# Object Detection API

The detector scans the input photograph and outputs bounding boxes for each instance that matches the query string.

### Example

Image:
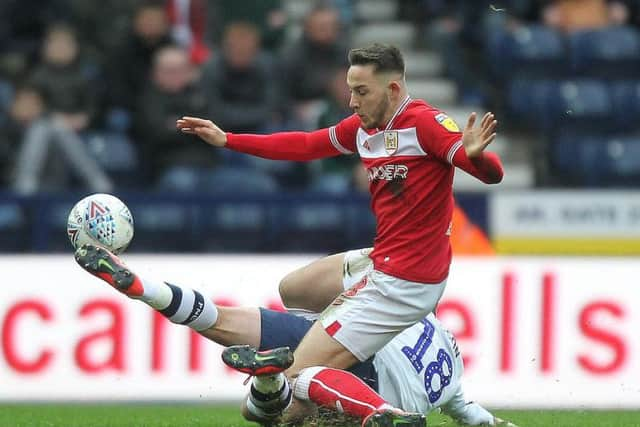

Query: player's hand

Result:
[176,116,227,147]
[461,112,497,159]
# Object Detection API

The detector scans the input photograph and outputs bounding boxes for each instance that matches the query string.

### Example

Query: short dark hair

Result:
[348,44,405,75]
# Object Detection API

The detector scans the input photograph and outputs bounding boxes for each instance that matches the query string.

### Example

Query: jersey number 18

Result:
[401,318,453,404]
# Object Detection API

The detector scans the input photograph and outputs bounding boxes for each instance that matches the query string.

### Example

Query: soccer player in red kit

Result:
[177,44,503,426]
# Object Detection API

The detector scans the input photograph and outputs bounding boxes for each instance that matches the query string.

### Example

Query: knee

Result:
[279,272,303,308]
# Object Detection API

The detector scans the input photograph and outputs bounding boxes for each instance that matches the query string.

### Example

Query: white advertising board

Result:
[0,255,639,408]
[490,191,640,254]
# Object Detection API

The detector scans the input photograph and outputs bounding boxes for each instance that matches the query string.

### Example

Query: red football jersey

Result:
[226,97,502,283]
[329,98,463,283]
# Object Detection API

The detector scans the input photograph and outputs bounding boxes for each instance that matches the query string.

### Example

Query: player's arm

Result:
[225,130,342,161]
[417,111,503,184]
[454,112,503,184]
[177,115,358,161]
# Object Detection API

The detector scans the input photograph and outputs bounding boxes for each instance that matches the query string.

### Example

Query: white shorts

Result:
[320,256,447,362]
[342,248,374,290]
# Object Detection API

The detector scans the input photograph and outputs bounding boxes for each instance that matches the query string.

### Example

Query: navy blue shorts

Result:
[258,308,378,391]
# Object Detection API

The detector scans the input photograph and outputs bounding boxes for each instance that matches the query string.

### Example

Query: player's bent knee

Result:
[279,272,304,308]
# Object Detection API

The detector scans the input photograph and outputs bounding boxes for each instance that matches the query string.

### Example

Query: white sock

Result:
[253,373,286,394]
[142,281,218,331]
[136,279,173,309]
[246,373,291,420]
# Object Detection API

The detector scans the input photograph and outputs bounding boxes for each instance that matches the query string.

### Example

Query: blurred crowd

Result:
[0,0,359,195]
[414,0,640,186]
[1,0,639,196]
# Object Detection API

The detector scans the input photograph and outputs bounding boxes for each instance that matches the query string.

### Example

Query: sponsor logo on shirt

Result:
[435,113,460,132]
[367,164,409,181]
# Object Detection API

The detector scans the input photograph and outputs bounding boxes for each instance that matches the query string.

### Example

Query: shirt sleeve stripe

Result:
[329,126,353,154]
[446,140,464,164]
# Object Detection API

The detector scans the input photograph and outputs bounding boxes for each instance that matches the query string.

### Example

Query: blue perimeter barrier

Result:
[0,192,487,253]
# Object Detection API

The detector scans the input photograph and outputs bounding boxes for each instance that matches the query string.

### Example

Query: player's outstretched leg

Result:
[75,243,218,331]
[293,366,426,427]
[223,345,294,422]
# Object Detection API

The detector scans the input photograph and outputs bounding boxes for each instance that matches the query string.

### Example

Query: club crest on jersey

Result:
[435,113,460,132]
[383,131,398,155]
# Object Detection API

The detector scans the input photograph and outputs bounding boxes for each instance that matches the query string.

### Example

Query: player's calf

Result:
[293,366,425,427]
[75,244,218,332]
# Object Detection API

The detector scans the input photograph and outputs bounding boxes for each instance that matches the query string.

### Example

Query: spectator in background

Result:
[106,0,172,122]
[201,22,279,133]
[10,23,113,194]
[29,24,98,131]
[422,0,500,106]
[134,45,212,186]
[610,0,640,28]
[541,0,640,32]
[544,0,610,32]
[210,0,288,52]
[201,22,308,190]
[0,0,69,79]
[281,2,349,128]
[66,0,135,56]
[9,84,113,194]
[0,86,44,187]
[166,0,211,65]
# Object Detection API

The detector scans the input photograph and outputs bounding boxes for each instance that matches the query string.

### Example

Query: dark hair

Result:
[348,44,405,75]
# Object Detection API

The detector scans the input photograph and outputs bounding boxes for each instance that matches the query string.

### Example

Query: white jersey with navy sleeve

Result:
[342,249,496,425]
[373,313,463,414]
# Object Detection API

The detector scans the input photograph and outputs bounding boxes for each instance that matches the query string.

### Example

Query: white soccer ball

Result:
[67,193,134,254]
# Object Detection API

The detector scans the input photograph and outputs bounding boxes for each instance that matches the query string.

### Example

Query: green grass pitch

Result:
[0,404,638,427]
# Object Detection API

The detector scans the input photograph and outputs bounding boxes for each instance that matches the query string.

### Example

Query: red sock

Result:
[294,367,389,420]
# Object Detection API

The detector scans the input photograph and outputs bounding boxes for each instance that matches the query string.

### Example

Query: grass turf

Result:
[0,404,639,427]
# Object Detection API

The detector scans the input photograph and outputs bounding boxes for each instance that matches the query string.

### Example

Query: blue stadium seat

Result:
[569,26,640,78]
[310,173,352,195]
[276,203,346,252]
[201,203,271,252]
[84,132,139,187]
[507,79,557,126]
[345,204,376,248]
[30,200,76,252]
[202,167,279,194]
[157,166,203,193]
[126,202,195,252]
[0,201,27,252]
[554,80,613,127]
[610,80,640,131]
[551,131,640,186]
[509,79,613,131]
[487,25,567,79]
[158,165,280,195]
